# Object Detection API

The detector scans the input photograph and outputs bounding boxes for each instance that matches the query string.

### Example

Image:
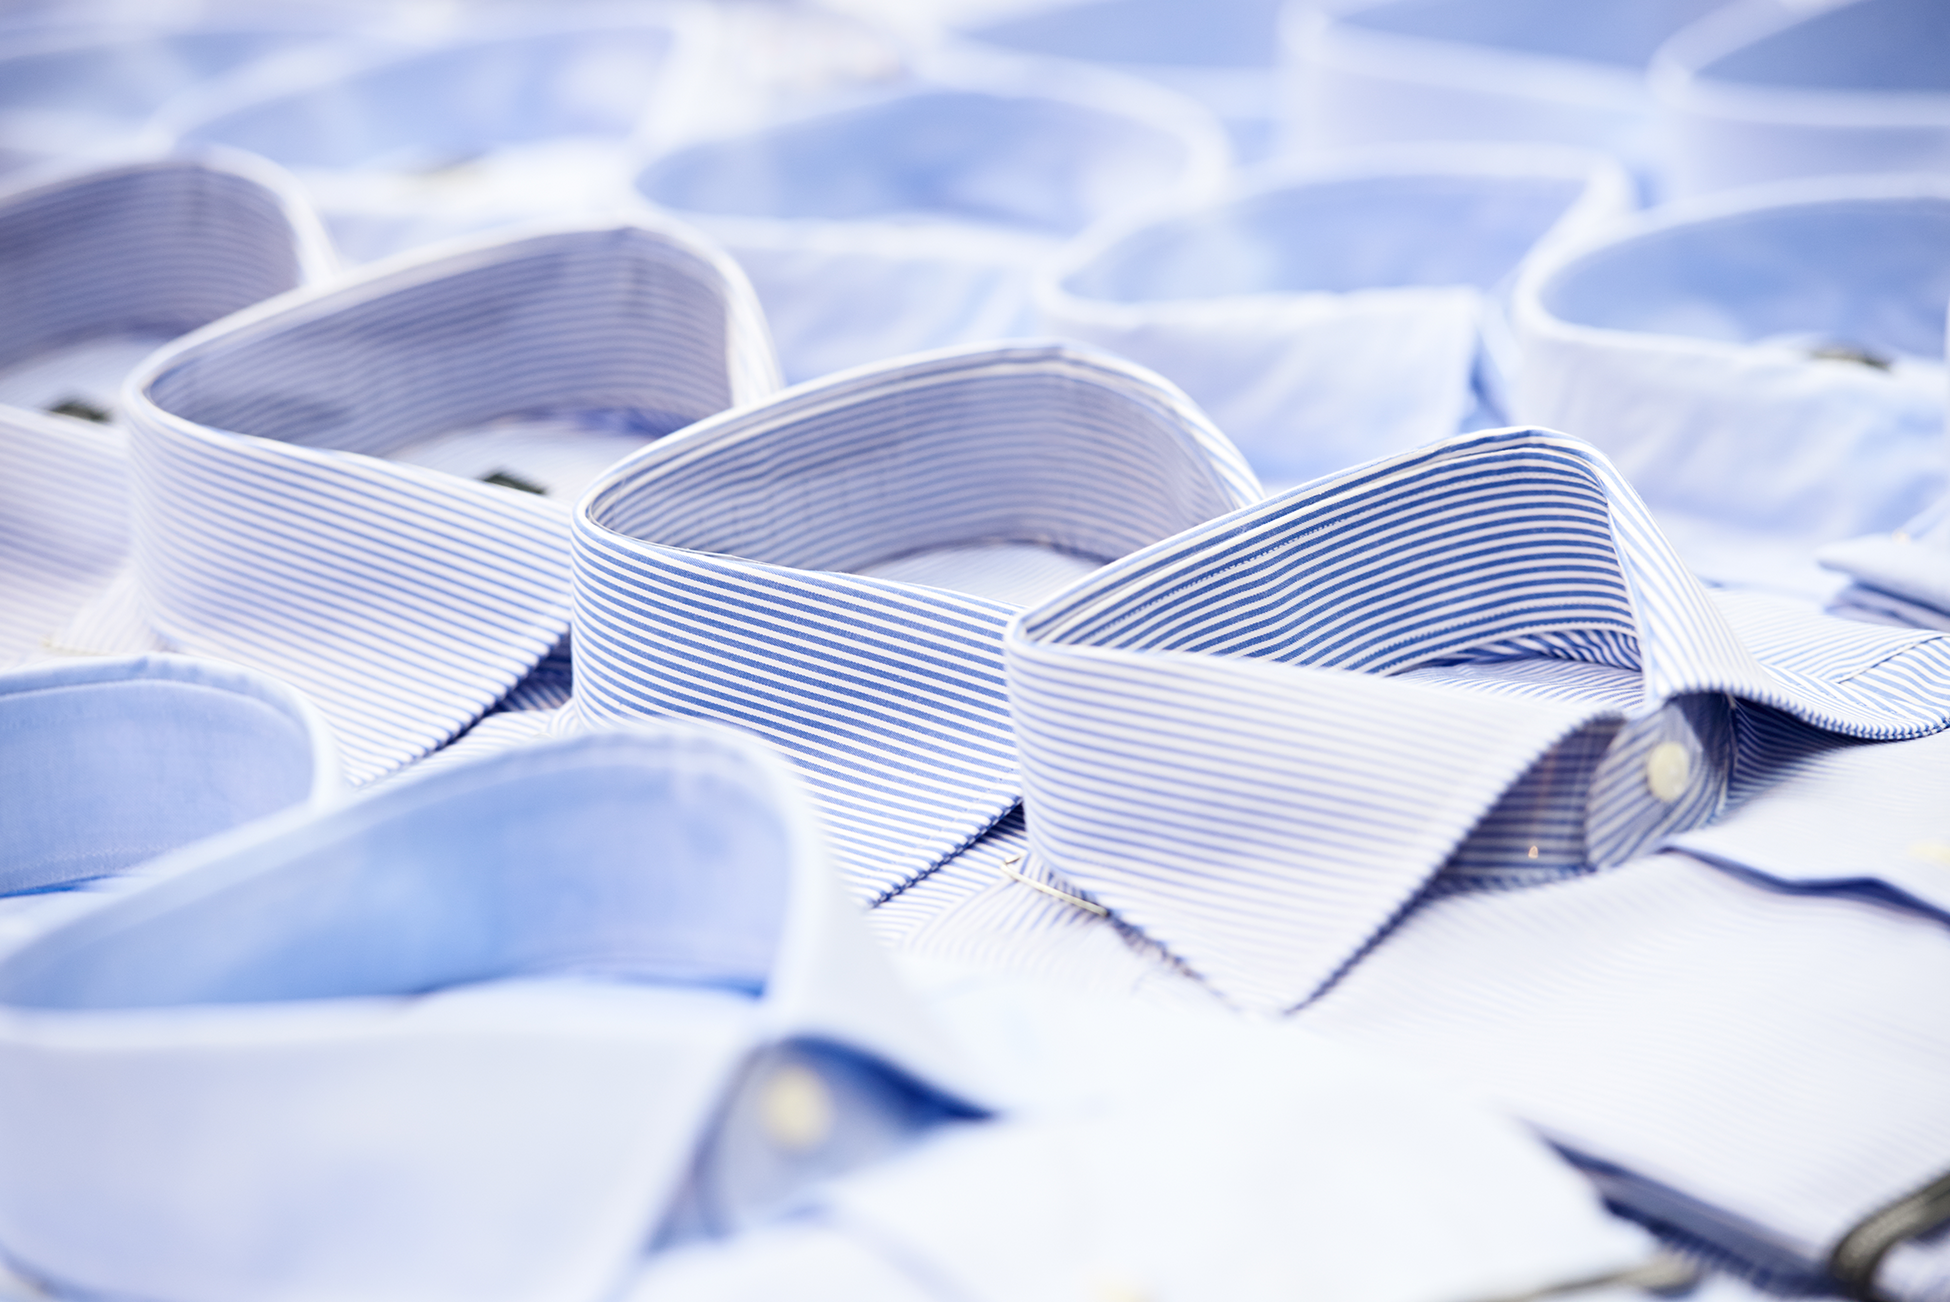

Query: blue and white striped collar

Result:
[0,151,332,666]
[122,218,779,784]
[1511,174,1950,596]
[1036,142,1634,488]
[571,340,1260,904]
[1004,425,1950,1012]
[0,721,988,1302]
[1650,0,1950,198]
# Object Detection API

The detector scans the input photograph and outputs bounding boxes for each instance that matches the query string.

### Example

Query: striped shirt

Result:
[571,340,1260,904]
[0,152,333,666]
[1004,425,1950,1013]
[122,218,779,785]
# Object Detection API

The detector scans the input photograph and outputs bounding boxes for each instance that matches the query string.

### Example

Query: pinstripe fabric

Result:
[0,153,332,665]
[572,342,1260,903]
[124,220,779,785]
[1005,426,1950,1012]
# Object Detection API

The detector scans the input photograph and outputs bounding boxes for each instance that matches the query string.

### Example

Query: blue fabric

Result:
[0,654,337,896]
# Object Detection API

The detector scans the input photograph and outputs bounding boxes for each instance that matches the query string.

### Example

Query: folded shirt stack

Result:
[3,5,1950,1301]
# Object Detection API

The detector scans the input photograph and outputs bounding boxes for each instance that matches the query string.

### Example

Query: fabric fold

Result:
[572,340,1259,902]
[125,219,779,783]
[1005,426,1950,1011]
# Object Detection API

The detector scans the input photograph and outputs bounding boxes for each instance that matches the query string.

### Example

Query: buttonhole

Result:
[47,397,110,423]
[1807,343,1892,371]
[481,470,547,495]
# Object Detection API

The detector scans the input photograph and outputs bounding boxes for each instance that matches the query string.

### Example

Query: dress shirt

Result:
[159,13,708,263]
[1651,0,1950,199]
[1037,142,1633,489]
[1299,728,1950,1300]
[0,653,337,901]
[1820,492,1950,632]
[570,340,1260,904]
[1510,175,1950,596]
[1285,0,1726,185]
[0,722,990,1302]
[0,15,385,176]
[121,219,779,785]
[0,152,333,666]
[946,0,1286,159]
[632,71,1229,384]
[1002,426,1950,1013]
[628,976,1660,1302]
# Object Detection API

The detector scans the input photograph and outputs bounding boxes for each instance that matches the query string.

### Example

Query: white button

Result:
[759,1063,835,1153]
[1908,840,1950,868]
[1089,1275,1152,1302]
[1644,742,1691,803]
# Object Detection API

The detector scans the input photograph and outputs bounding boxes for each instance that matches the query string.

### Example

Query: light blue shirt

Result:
[1285,0,1726,186]
[1512,174,1950,597]
[1652,0,1950,198]
[633,72,1228,384]
[0,653,337,901]
[158,14,706,263]
[1037,141,1633,489]
[947,0,1286,159]
[0,721,990,1302]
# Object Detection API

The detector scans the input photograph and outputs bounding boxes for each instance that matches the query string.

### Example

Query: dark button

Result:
[480,470,546,495]
[47,397,110,423]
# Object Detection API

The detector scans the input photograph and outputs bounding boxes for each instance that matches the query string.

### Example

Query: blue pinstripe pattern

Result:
[124,220,779,784]
[0,153,331,666]
[1005,426,1950,1011]
[573,341,1260,902]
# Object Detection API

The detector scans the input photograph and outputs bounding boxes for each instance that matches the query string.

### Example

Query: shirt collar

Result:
[0,722,988,1302]
[633,75,1229,384]
[1004,425,1950,1012]
[0,153,332,664]
[161,16,709,265]
[123,219,779,786]
[1037,142,1634,488]
[1820,490,1950,626]
[0,653,339,898]
[1512,175,1950,593]
[1286,0,1721,176]
[1650,0,1950,198]
[571,340,1260,904]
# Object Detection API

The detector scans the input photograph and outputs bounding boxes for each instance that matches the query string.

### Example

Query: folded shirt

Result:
[1301,763,1950,1300]
[947,0,1287,159]
[570,340,1259,904]
[119,218,779,784]
[0,721,990,1302]
[0,151,333,665]
[1037,141,1633,489]
[633,70,1228,384]
[1284,0,1727,185]
[1002,426,1950,1013]
[1821,492,1950,632]
[629,974,1662,1302]
[1511,174,1950,596]
[0,13,384,175]
[1651,0,1950,198]
[158,13,706,262]
[0,653,337,906]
